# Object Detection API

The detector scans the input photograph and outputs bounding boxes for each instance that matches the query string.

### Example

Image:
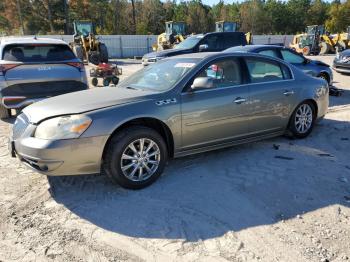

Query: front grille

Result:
[13,113,29,139]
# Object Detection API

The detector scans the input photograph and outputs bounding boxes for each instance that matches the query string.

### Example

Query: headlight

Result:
[35,115,92,140]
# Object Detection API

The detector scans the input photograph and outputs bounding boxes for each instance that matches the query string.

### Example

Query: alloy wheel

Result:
[120,138,161,182]
[294,104,313,134]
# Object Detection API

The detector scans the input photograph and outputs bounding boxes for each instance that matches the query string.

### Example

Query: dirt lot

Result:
[1,55,350,262]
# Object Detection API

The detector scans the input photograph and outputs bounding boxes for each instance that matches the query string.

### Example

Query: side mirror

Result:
[190,77,214,90]
[199,44,208,52]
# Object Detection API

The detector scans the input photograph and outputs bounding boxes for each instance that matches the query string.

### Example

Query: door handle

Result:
[283,90,294,96]
[234,97,247,104]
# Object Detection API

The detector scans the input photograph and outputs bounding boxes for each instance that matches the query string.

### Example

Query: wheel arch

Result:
[102,117,175,160]
[317,71,330,84]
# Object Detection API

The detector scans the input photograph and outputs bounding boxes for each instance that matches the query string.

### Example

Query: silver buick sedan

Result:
[10,52,329,189]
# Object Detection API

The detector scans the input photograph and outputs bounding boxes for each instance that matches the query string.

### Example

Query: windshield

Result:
[174,35,203,49]
[76,23,93,36]
[119,58,200,92]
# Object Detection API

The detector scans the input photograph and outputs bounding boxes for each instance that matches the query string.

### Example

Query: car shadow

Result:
[329,87,350,107]
[47,116,350,242]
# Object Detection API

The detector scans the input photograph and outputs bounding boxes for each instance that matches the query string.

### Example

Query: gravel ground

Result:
[1,55,350,262]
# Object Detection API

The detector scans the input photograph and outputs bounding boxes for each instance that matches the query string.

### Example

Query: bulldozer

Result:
[290,25,350,56]
[215,21,253,44]
[152,21,186,51]
[70,20,108,65]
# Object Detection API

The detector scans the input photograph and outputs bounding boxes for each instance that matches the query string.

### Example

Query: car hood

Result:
[309,59,329,67]
[143,48,191,58]
[23,87,154,124]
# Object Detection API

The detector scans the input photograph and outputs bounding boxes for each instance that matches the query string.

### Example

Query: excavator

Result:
[153,21,186,51]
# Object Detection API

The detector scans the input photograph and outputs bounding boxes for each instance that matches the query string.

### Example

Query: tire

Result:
[91,78,98,87]
[99,43,109,63]
[337,41,346,52]
[0,105,10,119]
[319,42,331,55]
[88,51,100,65]
[73,45,84,62]
[111,76,119,85]
[103,78,110,86]
[102,126,168,189]
[288,101,316,139]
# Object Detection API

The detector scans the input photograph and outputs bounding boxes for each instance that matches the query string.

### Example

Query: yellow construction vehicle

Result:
[152,21,186,51]
[69,21,108,65]
[289,33,306,53]
[215,21,253,44]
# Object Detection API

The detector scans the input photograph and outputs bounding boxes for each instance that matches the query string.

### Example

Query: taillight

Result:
[0,64,19,75]
[66,62,84,71]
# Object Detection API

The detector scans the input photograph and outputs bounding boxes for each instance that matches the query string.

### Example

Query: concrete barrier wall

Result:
[3,35,294,58]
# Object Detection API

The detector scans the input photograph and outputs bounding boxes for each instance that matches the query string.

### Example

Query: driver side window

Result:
[281,50,305,64]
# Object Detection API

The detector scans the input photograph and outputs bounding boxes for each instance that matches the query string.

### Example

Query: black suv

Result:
[142,32,247,66]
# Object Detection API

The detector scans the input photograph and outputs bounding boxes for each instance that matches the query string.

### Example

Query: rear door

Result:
[1,44,86,98]
[243,57,295,134]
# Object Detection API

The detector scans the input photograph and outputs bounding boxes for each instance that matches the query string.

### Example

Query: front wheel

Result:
[288,101,316,138]
[102,126,168,189]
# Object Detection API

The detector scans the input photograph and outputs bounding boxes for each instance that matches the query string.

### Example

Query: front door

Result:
[180,58,250,151]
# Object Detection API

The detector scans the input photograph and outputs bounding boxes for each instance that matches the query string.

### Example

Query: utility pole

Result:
[16,0,25,35]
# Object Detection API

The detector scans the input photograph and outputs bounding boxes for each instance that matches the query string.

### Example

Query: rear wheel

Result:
[102,126,168,189]
[99,43,109,63]
[288,101,316,139]
[319,42,331,55]
[91,78,98,87]
[88,51,100,65]
[111,76,119,85]
[0,105,10,119]
[103,78,110,86]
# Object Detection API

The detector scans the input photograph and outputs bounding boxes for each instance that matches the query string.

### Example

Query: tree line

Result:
[1,0,350,36]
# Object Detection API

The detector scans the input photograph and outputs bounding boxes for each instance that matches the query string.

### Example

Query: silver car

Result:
[10,52,329,189]
[0,37,88,119]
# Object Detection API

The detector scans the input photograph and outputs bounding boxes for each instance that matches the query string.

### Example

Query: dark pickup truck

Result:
[142,32,247,66]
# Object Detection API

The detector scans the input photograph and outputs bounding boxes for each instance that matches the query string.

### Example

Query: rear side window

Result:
[245,58,285,83]
[280,49,305,64]
[2,44,76,62]
[224,34,246,49]
[258,49,279,58]
[201,35,223,51]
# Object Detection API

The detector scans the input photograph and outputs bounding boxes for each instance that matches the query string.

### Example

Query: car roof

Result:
[167,51,285,62]
[224,44,284,53]
[0,37,68,46]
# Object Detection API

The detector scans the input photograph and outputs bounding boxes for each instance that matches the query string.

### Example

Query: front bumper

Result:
[333,60,350,73]
[11,133,109,176]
